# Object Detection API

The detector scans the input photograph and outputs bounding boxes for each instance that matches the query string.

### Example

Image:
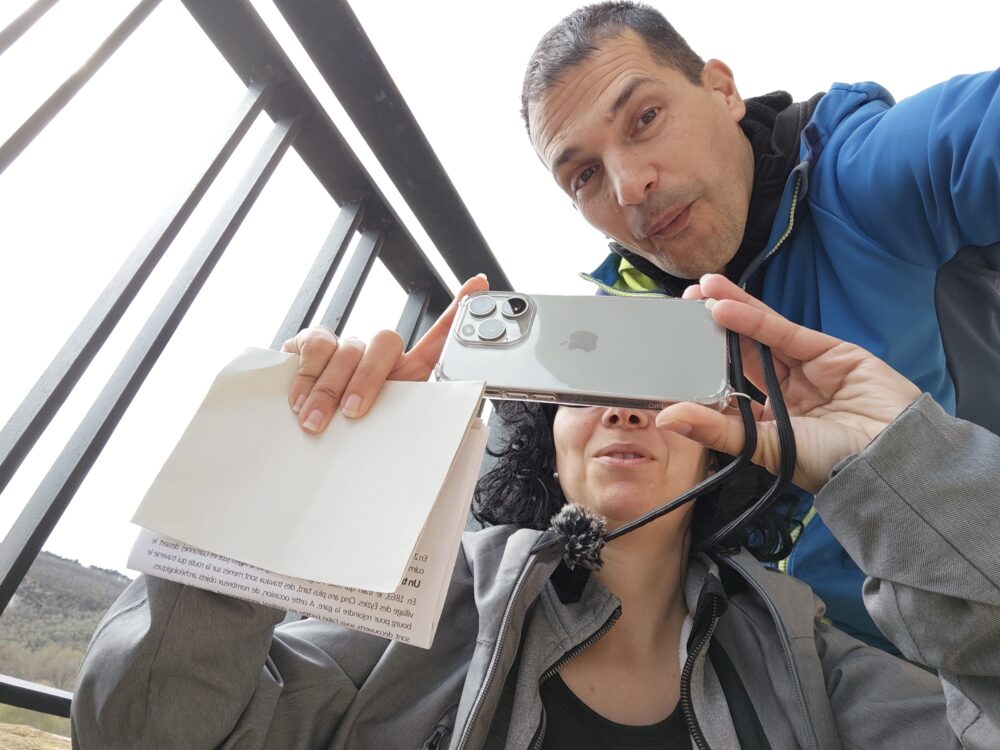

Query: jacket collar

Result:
[458,527,827,749]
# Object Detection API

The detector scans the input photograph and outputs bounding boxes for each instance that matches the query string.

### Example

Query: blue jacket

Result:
[588,71,1000,649]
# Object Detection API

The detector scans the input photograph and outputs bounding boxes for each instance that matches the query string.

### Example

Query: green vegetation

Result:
[0,551,131,736]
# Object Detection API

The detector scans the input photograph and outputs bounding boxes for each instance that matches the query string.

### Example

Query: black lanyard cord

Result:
[603,329,761,543]
[603,332,797,547]
[698,342,796,550]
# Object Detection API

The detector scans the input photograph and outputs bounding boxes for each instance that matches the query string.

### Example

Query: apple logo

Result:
[561,330,598,353]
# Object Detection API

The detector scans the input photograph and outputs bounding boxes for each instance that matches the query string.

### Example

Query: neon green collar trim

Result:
[617,256,660,292]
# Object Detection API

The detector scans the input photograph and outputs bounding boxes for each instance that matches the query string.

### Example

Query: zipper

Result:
[738,172,803,290]
[455,544,558,750]
[679,595,721,750]
[539,606,621,683]
[740,171,805,564]
[529,606,622,749]
[724,555,819,750]
[578,273,668,297]
[529,707,547,750]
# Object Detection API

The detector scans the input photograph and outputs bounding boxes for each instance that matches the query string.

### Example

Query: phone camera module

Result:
[468,296,497,317]
[477,318,506,341]
[502,296,529,319]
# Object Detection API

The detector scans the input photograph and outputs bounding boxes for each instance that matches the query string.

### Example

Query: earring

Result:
[552,470,559,480]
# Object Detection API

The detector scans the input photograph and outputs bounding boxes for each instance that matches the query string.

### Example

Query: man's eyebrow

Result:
[551,76,659,174]
[606,75,659,122]
[553,146,580,172]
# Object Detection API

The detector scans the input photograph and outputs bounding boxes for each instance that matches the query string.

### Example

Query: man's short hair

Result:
[521,1,705,134]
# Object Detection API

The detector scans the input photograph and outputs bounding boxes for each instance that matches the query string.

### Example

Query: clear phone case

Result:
[435,291,730,409]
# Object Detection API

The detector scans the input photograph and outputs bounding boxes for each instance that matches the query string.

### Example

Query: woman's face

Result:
[552,405,712,530]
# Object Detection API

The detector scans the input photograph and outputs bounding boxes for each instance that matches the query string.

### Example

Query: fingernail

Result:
[341,393,361,418]
[656,418,692,435]
[704,298,717,311]
[476,273,488,283]
[700,273,713,285]
[303,409,324,432]
[292,394,306,414]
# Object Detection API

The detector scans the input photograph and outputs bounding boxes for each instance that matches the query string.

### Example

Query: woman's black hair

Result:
[472,401,801,563]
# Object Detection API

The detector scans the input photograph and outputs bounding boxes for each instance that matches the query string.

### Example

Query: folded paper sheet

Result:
[129,418,488,648]
[132,348,485,592]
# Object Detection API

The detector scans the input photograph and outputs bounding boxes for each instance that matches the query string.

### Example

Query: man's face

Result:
[529,31,754,279]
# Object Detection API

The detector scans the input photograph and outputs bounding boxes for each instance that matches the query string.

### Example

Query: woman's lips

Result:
[595,452,652,466]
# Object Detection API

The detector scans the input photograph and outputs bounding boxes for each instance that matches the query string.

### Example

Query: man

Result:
[516,1,1000,650]
[286,3,1000,650]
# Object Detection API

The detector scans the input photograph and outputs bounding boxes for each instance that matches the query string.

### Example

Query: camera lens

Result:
[477,318,506,341]
[501,296,529,319]
[460,323,476,338]
[468,295,496,317]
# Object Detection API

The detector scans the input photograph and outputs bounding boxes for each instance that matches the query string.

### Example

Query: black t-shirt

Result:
[539,674,690,749]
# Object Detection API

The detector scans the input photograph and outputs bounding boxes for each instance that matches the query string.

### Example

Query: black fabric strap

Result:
[708,639,772,750]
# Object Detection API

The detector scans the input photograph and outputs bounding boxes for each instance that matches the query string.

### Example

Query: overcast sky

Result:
[1,0,997,575]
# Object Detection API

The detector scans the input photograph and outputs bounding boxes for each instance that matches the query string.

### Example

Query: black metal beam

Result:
[0,117,300,615]
[0,0,161,175]
[396,287,432,351]
[0,674,71,718]
[0,82,273,497]
[270,199,366,348]
[384,228,452,342]
[0,0,61,56]
[271,0,511,291]
[395,284,450,351]
[180,0,452,303]
[416,295,449,345]
[321,228,385,335]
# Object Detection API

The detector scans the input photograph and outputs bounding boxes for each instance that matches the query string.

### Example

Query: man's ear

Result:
[701,59,745,122]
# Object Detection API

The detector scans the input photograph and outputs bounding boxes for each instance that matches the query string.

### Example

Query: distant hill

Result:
[0,722,70,749]
[0,551,132,735]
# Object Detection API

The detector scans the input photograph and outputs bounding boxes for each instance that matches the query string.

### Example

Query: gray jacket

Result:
[71,396,1000,749]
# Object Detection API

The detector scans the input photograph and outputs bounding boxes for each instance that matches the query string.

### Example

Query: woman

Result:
[71,276,999,749]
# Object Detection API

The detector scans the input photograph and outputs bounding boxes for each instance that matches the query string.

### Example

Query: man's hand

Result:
[658,274,921,493]
[281,274,489,433]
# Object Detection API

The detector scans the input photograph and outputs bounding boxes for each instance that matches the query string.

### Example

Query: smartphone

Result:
[434,291,730,409]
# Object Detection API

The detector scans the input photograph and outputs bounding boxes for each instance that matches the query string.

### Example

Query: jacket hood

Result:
[806,81,895,154]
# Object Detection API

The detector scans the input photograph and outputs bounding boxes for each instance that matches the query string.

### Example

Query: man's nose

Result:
[610,154,656,206]
[601,407,650,428]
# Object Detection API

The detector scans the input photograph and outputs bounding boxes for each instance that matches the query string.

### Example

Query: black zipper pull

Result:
[423,724,451,750]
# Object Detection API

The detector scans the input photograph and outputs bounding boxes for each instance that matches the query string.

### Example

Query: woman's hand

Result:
[281,274,489,433]
[656,274,921,493]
